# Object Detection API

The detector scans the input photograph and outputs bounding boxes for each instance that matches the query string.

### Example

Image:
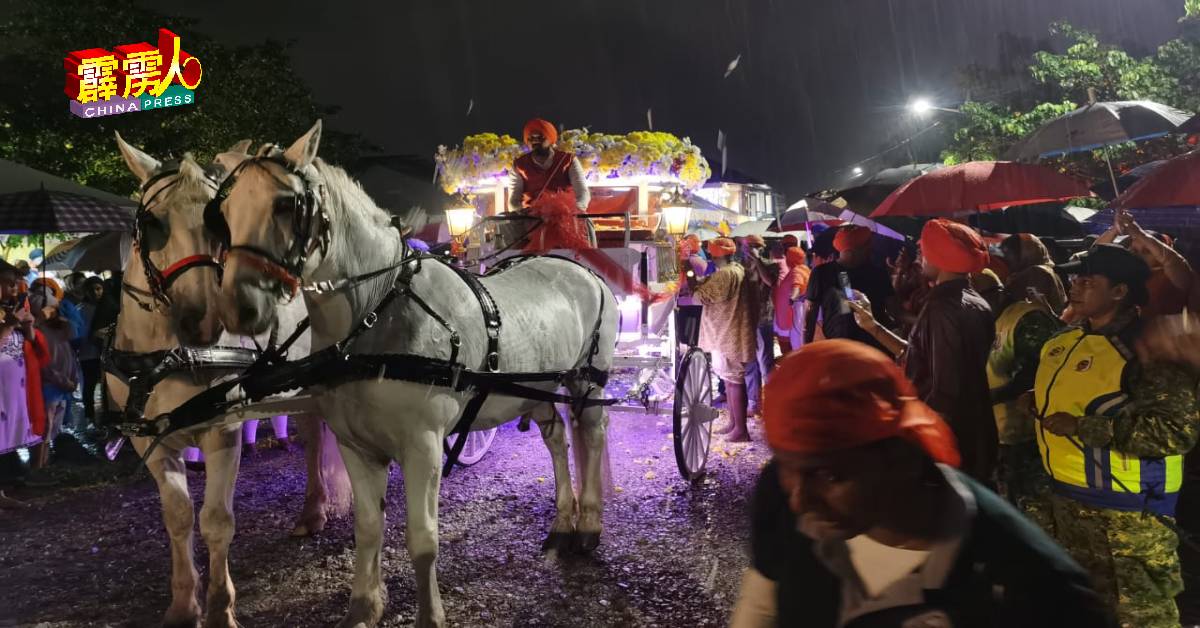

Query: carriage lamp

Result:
[661,188,693,238]
[444,198,478,258]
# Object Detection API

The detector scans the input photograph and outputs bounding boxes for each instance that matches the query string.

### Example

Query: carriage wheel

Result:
[447,427,500,466]
[673,347,717,482]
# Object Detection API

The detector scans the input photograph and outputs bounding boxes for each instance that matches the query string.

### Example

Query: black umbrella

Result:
[966,202,1089,239]
[817,163,944,216]
[0,185,134,233]
[1090,160,1167,201]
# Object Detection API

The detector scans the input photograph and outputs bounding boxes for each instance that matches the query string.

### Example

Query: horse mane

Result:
[311,157,401,250]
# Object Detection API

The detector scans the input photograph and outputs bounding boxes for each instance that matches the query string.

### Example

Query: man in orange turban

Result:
[848,218,998,483]
[509,118,590,212]
[688,237,757,441]
[773,247,810,354]
[730,340,1114,628]
[803,224,895,351]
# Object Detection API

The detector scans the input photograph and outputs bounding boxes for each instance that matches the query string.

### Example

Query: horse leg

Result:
[398,431,446,628]
[292,415,328,536]
[198,427,241,628]
[532,403,576,553]
[140,441,202,628]
[335,443,390,628]
[569,386,610,553]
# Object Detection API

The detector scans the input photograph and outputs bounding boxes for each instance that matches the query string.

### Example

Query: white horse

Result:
[207,120,618,627]
[107,135,349,628]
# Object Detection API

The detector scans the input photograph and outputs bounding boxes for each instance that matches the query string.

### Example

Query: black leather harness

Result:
[147,250,615,476]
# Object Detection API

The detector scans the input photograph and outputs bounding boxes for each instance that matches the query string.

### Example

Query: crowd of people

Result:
[0,256,295,502]
[707,209,1200,627]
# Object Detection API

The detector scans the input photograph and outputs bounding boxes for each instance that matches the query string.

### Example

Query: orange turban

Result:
[781,234,799,249]
[745,234,765,248]
[523,118,558,146]
[920,219,988,274]
[763,340,961,467]
[785,247,806,267]
[706,237,737,258]
[679,234,701,257]
[30,277,63,301]
[833,226,872,252]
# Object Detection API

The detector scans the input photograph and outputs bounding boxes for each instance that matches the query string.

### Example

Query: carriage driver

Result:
[508,118,590,212]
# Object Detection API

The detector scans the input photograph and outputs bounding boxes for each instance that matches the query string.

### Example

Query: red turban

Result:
[706,237,737,258]
[745,234,765,247]
[833,226,872,252]
[763,340,961,467]
[523,118,558,146]
[781,234,799,249]
[920,219,988,274]
[785,247,806,268]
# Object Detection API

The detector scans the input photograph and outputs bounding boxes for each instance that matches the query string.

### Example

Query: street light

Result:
[660,188,693,237]
[851,166,864,176]
[909,98,933,116]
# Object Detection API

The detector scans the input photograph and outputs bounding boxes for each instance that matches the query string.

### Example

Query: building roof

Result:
[703,162,771,187]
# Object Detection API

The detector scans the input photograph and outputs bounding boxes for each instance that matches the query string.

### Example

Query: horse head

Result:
[213,120,327,336]
[115,133,251,346]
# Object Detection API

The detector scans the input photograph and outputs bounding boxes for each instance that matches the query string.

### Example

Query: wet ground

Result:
[0,412,769,627]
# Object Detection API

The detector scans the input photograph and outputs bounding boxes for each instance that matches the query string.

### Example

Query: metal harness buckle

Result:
[486,352,500,372]
[362,311,378,329]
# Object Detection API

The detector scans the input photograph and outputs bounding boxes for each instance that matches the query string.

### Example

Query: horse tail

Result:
[319,421,353,517]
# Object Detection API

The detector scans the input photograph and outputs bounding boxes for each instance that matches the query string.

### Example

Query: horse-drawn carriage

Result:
[441,146,745,480]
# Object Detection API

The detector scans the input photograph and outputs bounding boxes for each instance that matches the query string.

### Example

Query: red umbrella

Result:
[1112,149,1200,210]
[870,161,1093,218]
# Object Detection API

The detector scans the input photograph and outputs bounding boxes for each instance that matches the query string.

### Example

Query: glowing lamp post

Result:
[661,188,693,238]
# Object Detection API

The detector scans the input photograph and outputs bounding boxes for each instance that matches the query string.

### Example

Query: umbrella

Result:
[1006,100,1192,194]
[870,161,1093,219]
[836,210,906,241]
[770,198,842,231]
[1176,113,1199,135]
[689,227,721,240]
[0,186,135,233]
[966,202,1090,239]
[818,164,944,216]
[731,219,775,237]
[44,231,132,272]
[1090,159,1167,201]
[1007,101,1193,160]
[1112,148,1200,211]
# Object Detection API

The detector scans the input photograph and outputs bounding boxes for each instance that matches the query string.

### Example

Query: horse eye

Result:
[273,196,296,215]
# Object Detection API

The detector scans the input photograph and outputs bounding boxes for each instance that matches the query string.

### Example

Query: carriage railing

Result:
[465,211,635,264]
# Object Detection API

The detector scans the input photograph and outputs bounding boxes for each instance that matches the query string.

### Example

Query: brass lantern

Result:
[661,187,693,237]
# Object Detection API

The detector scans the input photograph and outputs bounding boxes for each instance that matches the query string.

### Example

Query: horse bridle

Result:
[126,164,224,312]
[203,155,330,298]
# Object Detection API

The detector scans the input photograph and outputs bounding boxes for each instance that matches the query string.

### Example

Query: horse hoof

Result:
[541,531,574,553]
[574,531,601,554]
[291,515,327,537]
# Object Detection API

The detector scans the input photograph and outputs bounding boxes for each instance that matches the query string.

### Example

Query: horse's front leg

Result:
[571,387,610,553]
[335,442,390,628]
[292,414,328,536]
[533,404,576,553]
[398,430,446,628]
[198,427,241,628]
[137,439,201,628]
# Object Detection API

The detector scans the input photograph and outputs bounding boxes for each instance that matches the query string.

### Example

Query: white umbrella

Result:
[731,219,774,237]
[837,210,906,241]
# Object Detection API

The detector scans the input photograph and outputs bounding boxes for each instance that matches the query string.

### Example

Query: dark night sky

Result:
[139,0,1185,199]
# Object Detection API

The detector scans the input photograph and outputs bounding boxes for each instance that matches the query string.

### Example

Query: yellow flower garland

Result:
[436,130,711,195]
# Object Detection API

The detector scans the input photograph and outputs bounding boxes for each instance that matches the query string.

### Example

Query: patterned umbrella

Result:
[0,185,134,233]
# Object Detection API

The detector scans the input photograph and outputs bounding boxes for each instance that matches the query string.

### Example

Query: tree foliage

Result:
[940,8,1200,176]
[0,1,377,199]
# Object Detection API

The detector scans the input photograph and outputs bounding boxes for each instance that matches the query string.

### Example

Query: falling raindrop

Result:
[646,108,653,130]
[723,53,741,79]
[466,99,474,116]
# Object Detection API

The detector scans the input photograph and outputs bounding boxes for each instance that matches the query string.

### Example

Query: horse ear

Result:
[226,139,252,155]
[115,131,161,185]
[212,151,248,178]
[282,120,322,170]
